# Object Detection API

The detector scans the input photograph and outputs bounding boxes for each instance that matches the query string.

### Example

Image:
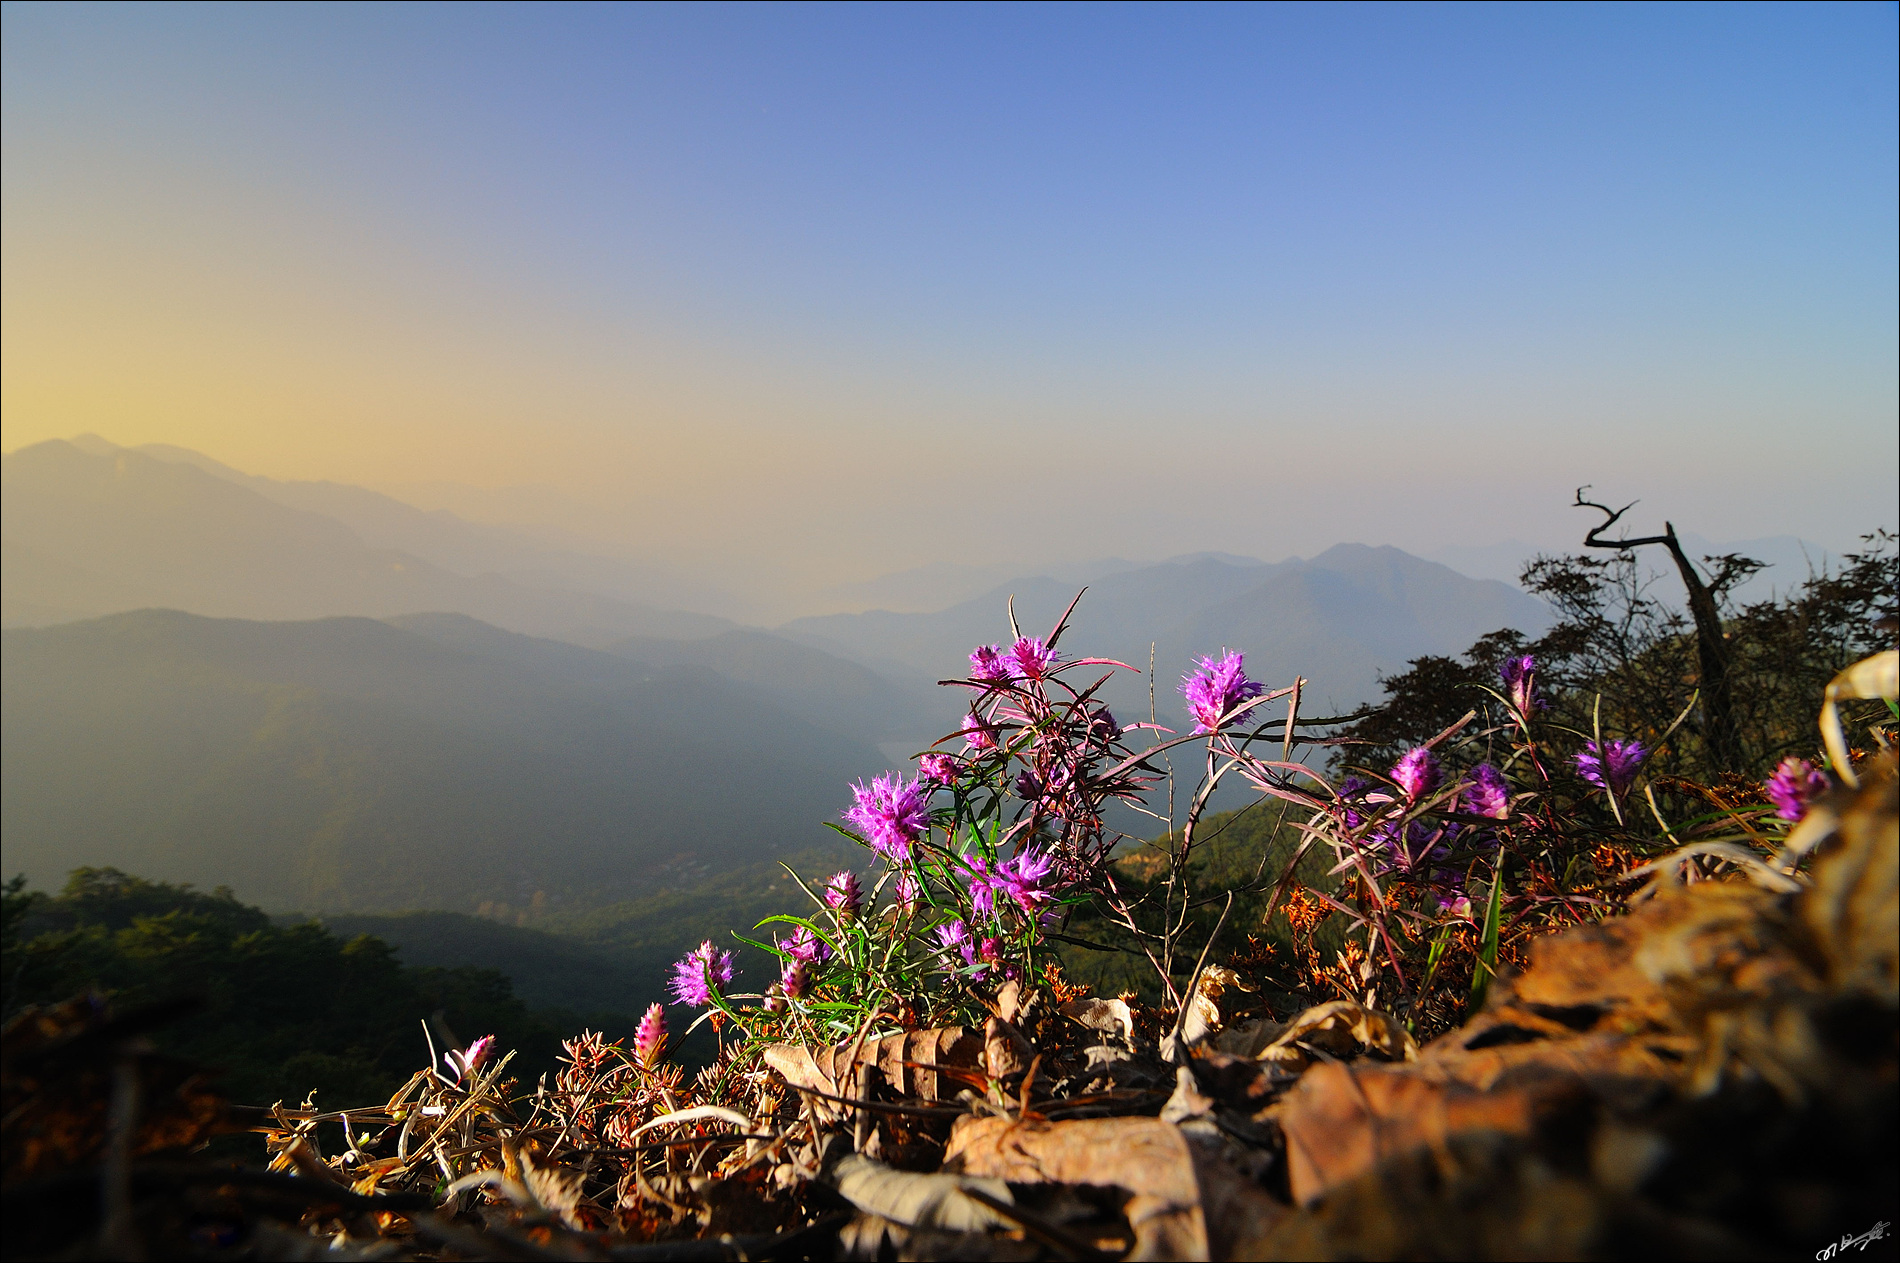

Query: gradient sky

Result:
[4,2,1895,592]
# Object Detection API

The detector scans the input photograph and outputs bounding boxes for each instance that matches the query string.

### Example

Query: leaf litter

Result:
[3,753,1893,1259]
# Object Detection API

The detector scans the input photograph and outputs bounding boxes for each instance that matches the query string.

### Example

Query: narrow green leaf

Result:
[1470,851,1505,1010]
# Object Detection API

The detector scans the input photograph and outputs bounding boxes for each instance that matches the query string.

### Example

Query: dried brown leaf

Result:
[944,1115,1210,1260]
[825,1150,1015,1232]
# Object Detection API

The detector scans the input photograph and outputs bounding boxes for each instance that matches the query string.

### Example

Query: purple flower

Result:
[975,936,1006,979]
[1088,707,1121,746]
[1181,650,1265,733]
[844,773,932,861]
[918,753,960,785]
[1392,747,1443,802]
[634,1004,667,1068]
[1500,654,1542,717]
[891,871,922,915]
[961,713,997,751]
[1433,885,1473,921]
[446,1034,496,1081]
[780,958,811,1001]
[669,940,736,1008]
[936,919,971,958]
[825,870,863,917]
[997,848,1059,916]
[1333,776,1373,830]
[1368,818,1453,877]
[784,925,830,963]
[1575,739,1645,795]
[1764,757,1830,822]
[1014,768,1044,802]
[1462,764,1511,820]
[937,921,996,978]
[969,644,1013,683]
[965,857,1001,918]
[1008,637,1060,682]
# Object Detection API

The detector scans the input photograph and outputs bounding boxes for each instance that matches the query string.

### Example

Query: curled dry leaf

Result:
[1060,996,1136,1045]
[823,1149,1015,1233]
[1274,1060,1581,1207]
[1216,999,1416,1071]
[944,1114,1210,1260]
[1798,753,1898,1004]
[763,1027,983,1113]
[984,1016,1033,1083]
[1177,990,1223,1050]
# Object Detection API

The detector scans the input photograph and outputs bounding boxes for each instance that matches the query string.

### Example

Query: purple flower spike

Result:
[892,871,921,915]
[1392,747,1443,801]
[974,936,1004,980]
[1008,637,1060,682]
[780,958,810,1001]
[633,1004,667,1068]
[1014,769,1044,802]
[1764,757,1830,822]
[668,940,735,1008]
[825,870,863,917]
[961,713,997,751]
[447,1034,496,1081]
[785,925,830,963]
[998,848,1059,916]
[1463,764,1511,819]
[1500,655,1542,716]
[965,857,1000,919]
[844,773,931,861]
[918,753,959,785]
[1575,739,1645,795]
[936,920,970,956]
[969,645,1013,683]
[1181,650,1265,733]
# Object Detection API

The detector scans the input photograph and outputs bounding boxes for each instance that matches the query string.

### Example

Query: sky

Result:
[3,1,1895,594]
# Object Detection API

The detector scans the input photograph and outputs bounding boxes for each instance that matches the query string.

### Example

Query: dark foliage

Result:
[1344,530,1897,781]
[0,868,618,1109]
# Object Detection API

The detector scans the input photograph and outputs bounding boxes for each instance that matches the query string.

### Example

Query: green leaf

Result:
[753,914,844,960]
[731,932,786,960]
[1470,853,1504,1011]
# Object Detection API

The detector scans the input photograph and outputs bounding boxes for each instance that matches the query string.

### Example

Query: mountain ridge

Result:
[1,440,733,643]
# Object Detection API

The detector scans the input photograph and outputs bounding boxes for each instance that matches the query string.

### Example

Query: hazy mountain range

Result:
[2,438,747,636]
[784,545,1556,732]
[0,609,886,911]
[2,433,1846,924]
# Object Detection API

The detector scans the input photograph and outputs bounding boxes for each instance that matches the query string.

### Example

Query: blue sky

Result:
[4,2,1895,589]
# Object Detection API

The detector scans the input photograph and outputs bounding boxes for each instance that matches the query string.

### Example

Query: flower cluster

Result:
[843,773,931,861]
[444,1034,496,1081]
[966,847,1058,921]
[694,609,1154,1037]
[918,752,960,784]
[1008,636,1061,682]
[668,940,735,1008]
[969,644,1013,683]
[633,1004,667,1068]
[1764,757,1830,822]
[1463,763,1511,819]
[1575,738,1646,795]
[1182,650,1265,733]
[1500,654,1543,718]
[823,870,862,916]
[1392,746,1443,801]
